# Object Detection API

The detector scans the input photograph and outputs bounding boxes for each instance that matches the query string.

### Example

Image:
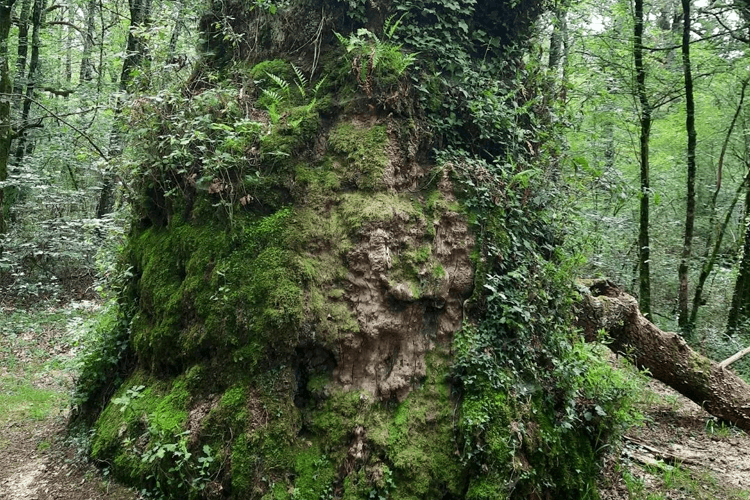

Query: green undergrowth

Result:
[446,149,642,498]
[620,462,750,500]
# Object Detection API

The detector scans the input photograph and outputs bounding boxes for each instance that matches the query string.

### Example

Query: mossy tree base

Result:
[76,0,644,498]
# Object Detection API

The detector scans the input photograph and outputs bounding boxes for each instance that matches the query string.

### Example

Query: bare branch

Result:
[719,346,750,369]
[0,92,108,161]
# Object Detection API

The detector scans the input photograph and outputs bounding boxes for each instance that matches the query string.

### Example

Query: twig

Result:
[0,92,108,161]
[623,435,703,467]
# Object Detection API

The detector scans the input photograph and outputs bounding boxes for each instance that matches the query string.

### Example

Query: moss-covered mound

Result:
[74,1,640,498]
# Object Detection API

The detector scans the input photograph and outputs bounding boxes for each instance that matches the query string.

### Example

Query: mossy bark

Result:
[80,1,637,499]
[0,0,15,235]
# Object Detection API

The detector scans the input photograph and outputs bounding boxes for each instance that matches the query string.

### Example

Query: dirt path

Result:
[601,377,750,499]
[0,417,138,500]
[0,302,139,500]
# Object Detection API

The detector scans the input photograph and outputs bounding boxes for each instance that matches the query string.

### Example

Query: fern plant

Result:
[260,63,326,123]
[334,15,417,95]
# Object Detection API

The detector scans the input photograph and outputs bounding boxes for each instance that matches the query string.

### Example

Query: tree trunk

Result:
[727,190,750,332]
[79,0,96,83]
[635,0,653,320]
[548,5,567,72]
[690,78,749,328]
[677,0,697,332]
[64,1,72,83]
[690,174,747,327]
[12,0,32,106]
[0,0,15,235]
[167,0,184,63]
[12,0,44,167]
[577,279,750,433]
[95,0,151,219]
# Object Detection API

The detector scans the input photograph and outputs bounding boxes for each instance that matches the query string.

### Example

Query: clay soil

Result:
[0,417,138,500]
[0,301,139,500]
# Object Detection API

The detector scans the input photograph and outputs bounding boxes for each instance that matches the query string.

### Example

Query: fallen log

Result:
[575,279,750,433]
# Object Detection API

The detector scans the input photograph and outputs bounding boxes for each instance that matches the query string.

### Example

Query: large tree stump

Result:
[576,279,750,432]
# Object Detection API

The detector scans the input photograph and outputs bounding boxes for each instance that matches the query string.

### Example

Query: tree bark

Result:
[727,193,750,332]
[12,0,44,167]
[678,0,697,332]
[95,0,151,219]
[635,0,653,320]
[576,279,750,433]
[12,0,32,105]
[79,0,96,83]
[548,5,567,72]
[690,78,749,328]
[0,0,16,235]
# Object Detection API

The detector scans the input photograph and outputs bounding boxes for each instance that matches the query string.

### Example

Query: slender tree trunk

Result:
[79,0,97,83]
[678,0,697,332]
[0,0,16,235]
[12,0,44,167]
[548,5,567,72]
[12,0,32,107]
[689,78,749,328]
[690,174,748,327]
[95,0,151,219]
[727,179,750,332]
[64,1,72,83]
[635,0,652,320]
[577,279,750,433]
[167,0,184,63]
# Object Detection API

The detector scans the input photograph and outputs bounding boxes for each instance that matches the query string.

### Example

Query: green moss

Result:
[294,162,342,207]
[292,446,337,499]
[307,286,359,341]
[125,209,304,370]
[339,192,421,231]
[301,353,465,500]
[91,372,191,485]
[260,105,322,170]
[328,123,389,190]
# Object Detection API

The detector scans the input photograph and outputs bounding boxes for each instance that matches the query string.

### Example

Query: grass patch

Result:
[0,376,65,424]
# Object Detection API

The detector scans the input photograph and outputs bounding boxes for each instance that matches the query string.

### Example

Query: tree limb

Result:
[0,92,108,161]
[45,20,84,35]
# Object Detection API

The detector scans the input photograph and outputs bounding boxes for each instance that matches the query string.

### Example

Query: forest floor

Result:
[0,300,138,500]
[600,373,750,500]
[1,300,749,500]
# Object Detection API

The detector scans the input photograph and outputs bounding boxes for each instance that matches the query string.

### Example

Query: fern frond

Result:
[265,72,289,92]
[292,64,308,99]
[334,31,350,50]
[292,64,308,88]
[384,13,406,40]
[312,76,327,97]
[261,88,283,104]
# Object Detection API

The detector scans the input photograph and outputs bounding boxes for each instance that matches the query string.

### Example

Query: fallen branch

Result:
[719,345,750,369]
[575,279,750,433]
[623,435,702,467]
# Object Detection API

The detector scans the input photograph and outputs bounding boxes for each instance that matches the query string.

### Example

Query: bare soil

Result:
[601,377,750,499]
[0,417,138,500]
